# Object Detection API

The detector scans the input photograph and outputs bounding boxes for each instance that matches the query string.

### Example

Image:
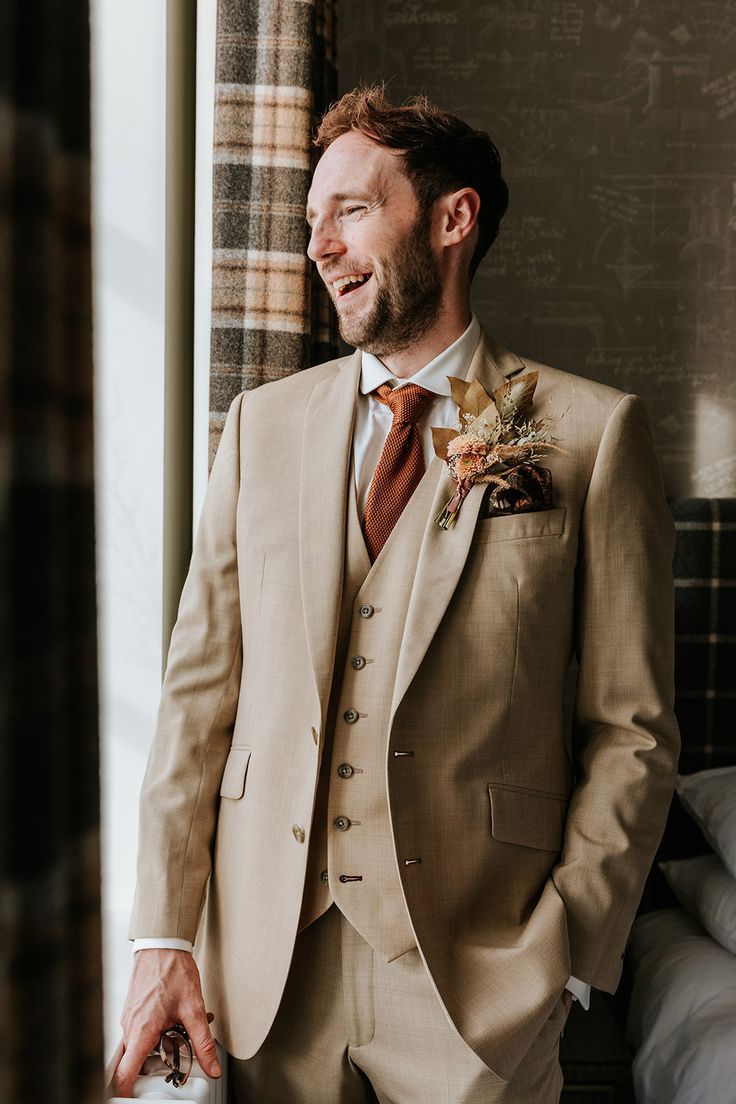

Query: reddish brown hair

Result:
[314,85,508,278]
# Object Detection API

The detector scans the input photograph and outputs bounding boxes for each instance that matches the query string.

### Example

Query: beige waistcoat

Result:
[300,454,444,959]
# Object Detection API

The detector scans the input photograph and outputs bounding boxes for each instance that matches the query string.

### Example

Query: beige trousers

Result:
[228,904,565,1104]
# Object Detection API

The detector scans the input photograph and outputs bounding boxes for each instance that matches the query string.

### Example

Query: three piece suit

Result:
[130,323,679,1087]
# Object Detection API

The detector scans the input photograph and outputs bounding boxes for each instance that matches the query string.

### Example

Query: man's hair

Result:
[314,85,508,279]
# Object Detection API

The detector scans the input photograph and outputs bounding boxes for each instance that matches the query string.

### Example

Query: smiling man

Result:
[116,87,679,1103]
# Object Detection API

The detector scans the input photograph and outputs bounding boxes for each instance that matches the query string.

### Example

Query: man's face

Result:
[306,131,443,356]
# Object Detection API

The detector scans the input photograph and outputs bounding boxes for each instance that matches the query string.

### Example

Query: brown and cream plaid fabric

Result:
[362,383,434,562]
[209,0,339,466]
[0,3,103,1101]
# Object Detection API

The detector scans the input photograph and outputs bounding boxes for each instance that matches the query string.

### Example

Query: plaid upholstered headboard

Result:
[669,498,736,774]
[640,497,736,909]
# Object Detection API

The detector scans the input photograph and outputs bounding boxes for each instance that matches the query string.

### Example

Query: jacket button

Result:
[320,869,329,884]
[343,708,359,724]
[291,824,306,844]
[337,763,354,779]
[351,655,366,670]
[333,816,351,831]
[359,604,374,618]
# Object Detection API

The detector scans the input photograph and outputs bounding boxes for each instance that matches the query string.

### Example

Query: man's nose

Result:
[307,218,346,263]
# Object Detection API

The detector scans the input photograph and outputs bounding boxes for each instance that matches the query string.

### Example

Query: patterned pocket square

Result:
[481,462,554,518]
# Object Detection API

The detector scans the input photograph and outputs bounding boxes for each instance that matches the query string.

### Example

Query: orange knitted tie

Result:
[362,381,435,562]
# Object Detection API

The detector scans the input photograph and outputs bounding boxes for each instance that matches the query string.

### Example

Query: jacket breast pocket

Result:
[220,746,252,800]
[475,506,566,544]
[488,782,567,852]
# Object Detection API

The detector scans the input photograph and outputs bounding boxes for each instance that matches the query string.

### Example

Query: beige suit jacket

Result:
[130,329,680,1080]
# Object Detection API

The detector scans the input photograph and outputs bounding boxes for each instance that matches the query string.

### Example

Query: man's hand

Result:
[112,949,222,1097]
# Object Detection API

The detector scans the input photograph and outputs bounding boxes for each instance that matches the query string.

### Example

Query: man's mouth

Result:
[331,272,373,298]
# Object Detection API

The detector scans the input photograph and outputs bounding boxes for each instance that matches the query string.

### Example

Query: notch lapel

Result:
[299,349,361,721]
[389,330,523,726]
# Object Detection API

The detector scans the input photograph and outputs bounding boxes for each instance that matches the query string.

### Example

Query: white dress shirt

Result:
[354,312,482,516]
[134,313,592,1010]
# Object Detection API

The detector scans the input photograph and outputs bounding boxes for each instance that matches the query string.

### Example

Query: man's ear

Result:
[439,187,481,247]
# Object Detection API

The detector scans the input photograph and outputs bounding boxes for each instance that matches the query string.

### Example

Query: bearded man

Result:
[114,87,679,1103]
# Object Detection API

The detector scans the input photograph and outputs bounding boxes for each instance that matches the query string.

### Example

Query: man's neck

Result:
[372,304,473,379]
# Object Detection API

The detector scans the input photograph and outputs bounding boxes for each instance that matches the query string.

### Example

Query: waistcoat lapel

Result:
[299,350,362,723]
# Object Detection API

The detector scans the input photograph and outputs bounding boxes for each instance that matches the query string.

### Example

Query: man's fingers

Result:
[185,1013,222,1078]
[112,1023,160,1097]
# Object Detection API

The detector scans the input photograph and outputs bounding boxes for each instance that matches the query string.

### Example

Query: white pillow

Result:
[659,854,736,955]
[627,908,736,1104]
[676,766,736,880]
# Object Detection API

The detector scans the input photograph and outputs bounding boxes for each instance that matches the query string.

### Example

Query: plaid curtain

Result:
[209,0,339,464]
[0,3,103,1102]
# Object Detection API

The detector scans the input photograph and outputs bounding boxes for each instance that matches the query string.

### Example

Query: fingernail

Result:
[212,1059,222,1076]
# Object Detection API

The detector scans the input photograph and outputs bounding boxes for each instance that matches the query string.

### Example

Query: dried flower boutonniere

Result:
[432,372,562,530]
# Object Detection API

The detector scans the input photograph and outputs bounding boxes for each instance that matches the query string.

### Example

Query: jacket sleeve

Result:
[128,390,246,943]
[553,393,680,992]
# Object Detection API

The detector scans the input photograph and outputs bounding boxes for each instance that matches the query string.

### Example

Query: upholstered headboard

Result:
[640,497,736,909]
[670,498,736,772]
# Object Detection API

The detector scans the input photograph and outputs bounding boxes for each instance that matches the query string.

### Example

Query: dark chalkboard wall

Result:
[337,0,736,494]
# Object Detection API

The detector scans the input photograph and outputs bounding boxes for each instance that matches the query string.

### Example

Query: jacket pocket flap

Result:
[220,747,252,799]
[476,506,566,544]
[488,783,567,851]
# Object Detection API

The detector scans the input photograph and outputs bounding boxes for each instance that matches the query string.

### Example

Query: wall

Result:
[338,0,736,495]
[92,0,167,1056]
[93,0,220,1058]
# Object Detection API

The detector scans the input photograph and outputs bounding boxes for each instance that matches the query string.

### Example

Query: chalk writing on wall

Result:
[337,0,736,494]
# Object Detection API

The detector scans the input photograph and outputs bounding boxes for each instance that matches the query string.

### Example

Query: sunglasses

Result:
[158,1022,193,1088]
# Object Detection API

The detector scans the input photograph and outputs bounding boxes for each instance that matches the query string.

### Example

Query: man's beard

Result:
[331,212,443,356]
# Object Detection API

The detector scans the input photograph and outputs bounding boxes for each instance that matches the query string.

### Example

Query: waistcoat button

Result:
[343,708,359,724]
[320,869,329,884]
[333,816,351,831]
[337,763,354,779]
[291,824,305,844]
[351,655,366,670]
[359,604,374,618]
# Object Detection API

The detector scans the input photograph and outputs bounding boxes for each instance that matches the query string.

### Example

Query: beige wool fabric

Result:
[299,440,448,959]
[130,327,680,1083]
[229,904,566,1103]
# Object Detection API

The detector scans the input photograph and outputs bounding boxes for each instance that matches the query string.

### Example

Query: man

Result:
[115,87,679,1102]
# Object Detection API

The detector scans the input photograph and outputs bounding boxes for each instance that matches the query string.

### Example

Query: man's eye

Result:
[344,206,365,216]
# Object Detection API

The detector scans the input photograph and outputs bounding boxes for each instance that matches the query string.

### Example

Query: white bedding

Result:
[627,908,736,1104]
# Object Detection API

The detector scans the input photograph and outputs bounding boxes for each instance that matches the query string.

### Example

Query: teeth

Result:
[332,273,370,292]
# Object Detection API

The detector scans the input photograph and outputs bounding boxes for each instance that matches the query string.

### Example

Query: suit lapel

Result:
[299,349,361,720]
[389,330,523,726]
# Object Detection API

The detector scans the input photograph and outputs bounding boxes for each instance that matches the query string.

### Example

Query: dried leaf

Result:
[448,375,494,418]
[448,375,472,411]
[464,378,495,417]
[431,425,458,460]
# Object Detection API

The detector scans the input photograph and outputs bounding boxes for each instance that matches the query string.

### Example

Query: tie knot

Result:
[374,381,434,426]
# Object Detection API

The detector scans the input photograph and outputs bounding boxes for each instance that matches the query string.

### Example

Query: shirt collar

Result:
[359,313,481,397]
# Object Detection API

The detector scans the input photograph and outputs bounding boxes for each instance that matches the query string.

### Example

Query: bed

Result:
[625,498,736,1104]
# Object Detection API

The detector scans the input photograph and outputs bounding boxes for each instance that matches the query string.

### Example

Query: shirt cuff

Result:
[565,975,591,1010]
[132,938,194,953]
